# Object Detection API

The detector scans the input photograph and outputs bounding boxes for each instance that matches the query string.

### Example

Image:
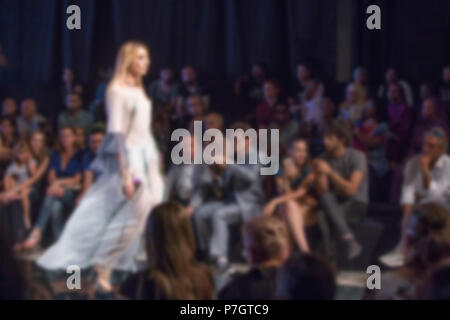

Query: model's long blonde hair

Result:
[109,41,149,90]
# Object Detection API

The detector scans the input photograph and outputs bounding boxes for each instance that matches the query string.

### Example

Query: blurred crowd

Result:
[2,61,450,300]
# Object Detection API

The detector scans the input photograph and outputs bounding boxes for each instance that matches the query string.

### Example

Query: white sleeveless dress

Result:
[37,85,165,272]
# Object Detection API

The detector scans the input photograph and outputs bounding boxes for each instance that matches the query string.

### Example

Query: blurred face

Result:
[21,99,37,118]
[63,68,74,83]
[275,104,289,123]
[89,133,104,154]
[59,128,76,150]
[443,67,450,84]
[365,101,377,118]
[75,127,86,147]
[346,87,358,104]
[297,64,311,83]
[423,135,445,160]
[388,84,401,103]
[205,113,223,131]
[17,148,29,163]
[30,132,45,154]
[251,65,265,80]
[66,94,82,111]
[354,68,367,84]
[420,84,432,101]
[290,140,308,167]
[182,67,197,85]
[2,98,17,116]
[187,96,204,116]
[0,119,14,137]
[129,47,150,77]
[322,99,335,118]
[160,68,173,82]
[422,99,437,120]
[323,134,341,153]
[263,82,279,100]
[385,68,398,84]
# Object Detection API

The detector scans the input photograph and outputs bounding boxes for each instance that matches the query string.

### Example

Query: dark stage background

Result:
[1,0,450,116]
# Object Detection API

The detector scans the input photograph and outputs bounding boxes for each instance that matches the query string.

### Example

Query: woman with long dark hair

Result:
[121,202,214,300]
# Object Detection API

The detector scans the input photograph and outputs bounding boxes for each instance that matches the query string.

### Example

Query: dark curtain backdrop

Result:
[1,0,450,105]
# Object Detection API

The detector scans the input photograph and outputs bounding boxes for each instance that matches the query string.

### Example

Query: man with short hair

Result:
[312,120,367,259]
[58,92,93,133]
[16,98,46,138]
[381,127,450,267]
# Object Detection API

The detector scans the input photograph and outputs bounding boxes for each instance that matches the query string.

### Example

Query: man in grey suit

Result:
[190,129,265,270]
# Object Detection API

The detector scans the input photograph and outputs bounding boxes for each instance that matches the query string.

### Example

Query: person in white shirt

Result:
[380,127,450,267]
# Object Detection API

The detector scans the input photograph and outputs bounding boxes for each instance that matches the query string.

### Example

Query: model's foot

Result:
[346,238,362,260]
[19,229,42,251]
[95,267,113,293]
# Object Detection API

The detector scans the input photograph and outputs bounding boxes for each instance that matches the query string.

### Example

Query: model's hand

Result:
[185,206,195,217]
[122,179,135,200]
[313,159,332,176]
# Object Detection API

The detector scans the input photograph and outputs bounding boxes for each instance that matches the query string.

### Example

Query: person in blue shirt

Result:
[76,127,105,205]
[19,126,83,250]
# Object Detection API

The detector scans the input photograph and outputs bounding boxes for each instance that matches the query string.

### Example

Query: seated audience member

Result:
[417,82,446,120]
[338,83,365,126]
[266,139,314,253]
[371,203,450,300]
[234,62,268,110]
[269,102,300,155]
[386,82,413,164]
[205,112,224,132]
[440,65,450,108]
[0,131,49,245]
[74,126,87,151]
[186,94,206,131]
[176,66,209,109]
[351,66,371,101]
[2,97,18,119]
[61,68,84,99]
[0,116,18,180]
[409,97,449,155]
[16,98,46,139]
[18,126,82,250]
[277,252,336,300]
[420,258,450,300]
[192,122,265,270]
[120,202,214,300]
[264,120,366,259]
[77,127,105,204]
[218,216,290,300]
[377,67,414,107]
[290,62,324,106]
[1,142,33,232]
[165,134,206,206]
[255,80,281,129]
[297,79,325,129]
[354,99,390,202]
[58,92,94,134]
[147,67,179,112]
[381,127,450,267]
